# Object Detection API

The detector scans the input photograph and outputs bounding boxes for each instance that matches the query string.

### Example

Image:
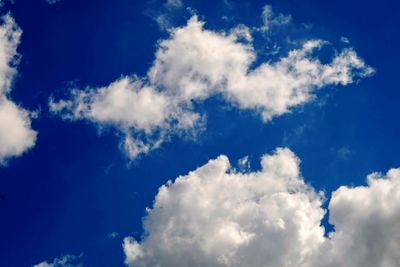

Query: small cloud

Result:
[145,0,185,31]
[282,124,307,146]
[108,232,119,239]
[337,146,352,160]
[237,155,250,172]
[46,0,61,5]
[340,36,350,44]
[32,254,82,267]
[260,5,291,32]
[165,0,182,8]
[154,14,172,31]
[222,0,233,9]
[221,15,231,22]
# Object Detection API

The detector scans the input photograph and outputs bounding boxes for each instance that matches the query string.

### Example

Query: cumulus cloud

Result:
[0,14,37,164]
[316,168,400,267]
[32,254,82,267]
[49,77,201,158]
[123,148,325,267]
[123,149,400,267]
[50,6,373,160]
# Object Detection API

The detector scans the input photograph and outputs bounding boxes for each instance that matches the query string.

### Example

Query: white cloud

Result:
[147,0,184,31]
[165,0,182,8]
[315,168,400,267]
[0,14,19,96]
[123,148,326,267]
[49,78,171,131]
[0,14,37,164]
[153,14,173,31]
[32,254,82,267]
[0,98,36,162]
[123,149,400,267]
[49,76,202,159]
[260,5,292,32]
[340,36,351,44]
[46,0,61,5]
[108,232,119,239]
[50,7,373,160]
[237,155,250,171]
[336,146,351,160]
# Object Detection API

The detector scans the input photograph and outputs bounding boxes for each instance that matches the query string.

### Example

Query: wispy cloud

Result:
[32,254,82,267]
[46,0,61,5]
[50,6,373,161]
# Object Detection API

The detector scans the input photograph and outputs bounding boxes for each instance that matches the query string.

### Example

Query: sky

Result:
[0,0,399,266]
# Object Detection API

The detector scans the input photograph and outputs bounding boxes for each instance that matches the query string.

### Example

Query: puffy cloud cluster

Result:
[316,168,400,267]
[0,14,37,164]
[124,149,400,267]
[124,148,325,267]
[50,7,373,160]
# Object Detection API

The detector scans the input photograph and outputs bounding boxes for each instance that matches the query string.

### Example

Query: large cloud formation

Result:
[123,148,400,267]
[50,6,374,159]
[0,14,37,164]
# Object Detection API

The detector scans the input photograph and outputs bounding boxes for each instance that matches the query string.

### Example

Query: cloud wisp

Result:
[49,6,374,160]
[0,14,37,165]
[32,254,82,267]
[123,148,400,267]
[46,0,61,5]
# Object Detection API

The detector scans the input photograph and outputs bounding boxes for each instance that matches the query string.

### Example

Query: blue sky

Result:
[0,0,400,266]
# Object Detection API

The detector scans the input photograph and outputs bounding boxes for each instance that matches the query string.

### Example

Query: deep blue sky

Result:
[0,0,399,266]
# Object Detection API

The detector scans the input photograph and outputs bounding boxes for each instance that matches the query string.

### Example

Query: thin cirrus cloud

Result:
[260,4,292,32]
[165,0,183,8]
[0,13,37,165]
[49,6,374,160]
[123,148,400,267]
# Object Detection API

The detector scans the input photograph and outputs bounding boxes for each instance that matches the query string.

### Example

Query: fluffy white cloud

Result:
[123,148,326,267]
[124,149,400,267]
[32,254,82,267]
[50,7,373,160]
[0,98,36,162]
[315,168,400,267]
[49,78,171,131]
[49,77,201,159]
[0,14,37,164]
